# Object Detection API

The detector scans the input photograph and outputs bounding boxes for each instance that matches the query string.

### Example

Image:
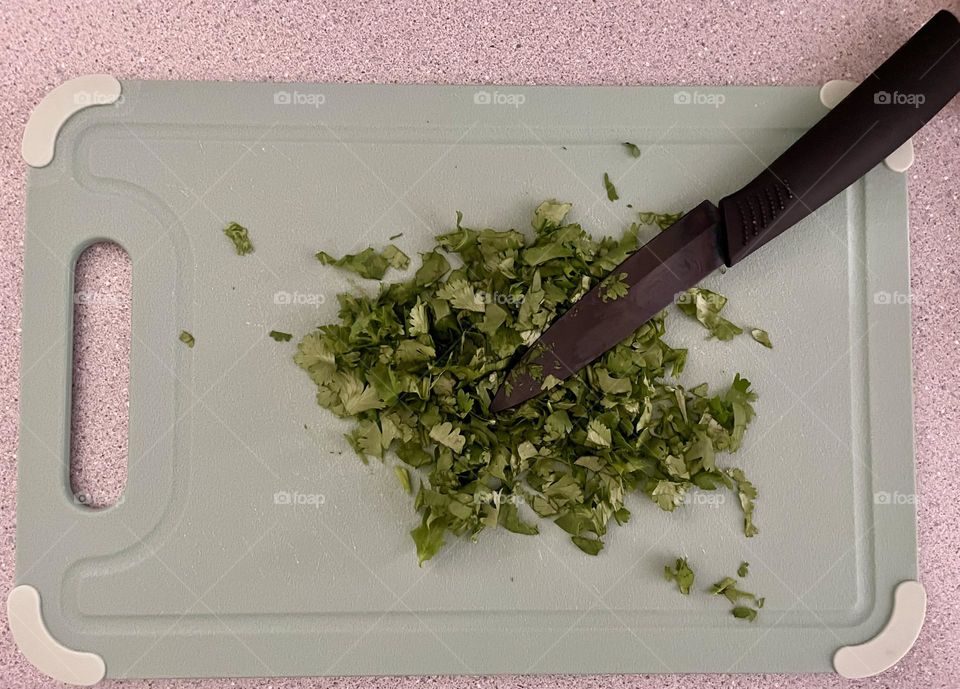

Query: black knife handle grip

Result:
[719,9,960,265]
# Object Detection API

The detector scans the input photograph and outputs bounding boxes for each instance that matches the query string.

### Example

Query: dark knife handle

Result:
[719,9,960,265]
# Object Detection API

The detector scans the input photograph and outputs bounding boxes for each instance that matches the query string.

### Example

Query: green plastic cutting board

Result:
[12,79,919,682]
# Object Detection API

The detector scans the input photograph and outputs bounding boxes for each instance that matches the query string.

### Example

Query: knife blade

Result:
[491,9,960,412]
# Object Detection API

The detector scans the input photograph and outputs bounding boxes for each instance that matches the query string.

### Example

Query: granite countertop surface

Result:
[1,1,958,687]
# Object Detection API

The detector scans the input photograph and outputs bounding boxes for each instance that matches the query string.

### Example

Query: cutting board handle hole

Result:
[69,242,130,510]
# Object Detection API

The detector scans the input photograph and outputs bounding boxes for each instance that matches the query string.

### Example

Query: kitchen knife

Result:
[490,9,960,413]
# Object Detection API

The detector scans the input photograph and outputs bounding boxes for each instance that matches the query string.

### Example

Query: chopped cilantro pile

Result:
[296,201,760,565]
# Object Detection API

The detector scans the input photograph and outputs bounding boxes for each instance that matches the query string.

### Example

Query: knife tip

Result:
[489,387,510,413]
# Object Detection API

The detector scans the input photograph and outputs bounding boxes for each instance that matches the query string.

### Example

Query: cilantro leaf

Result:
[500,502,539,535]
[677,288,744,341]
[572,536,604,556]
[394,465,413,494]
[315,244,409,280]
[603,173,619,201]
[638,211,683,230]
[269,330,293,342]
[726,467,759,537]
[600,272,630,302]
[429,422,466,453]
[223,222,254,255]
[179,330,195,348]
[532,200,574,230]
[623,142,641,157]
[436,278,486,312]
[411,517,446,566]
[585,419,612,448]
[664,557,695,594]
[750,328,773,349]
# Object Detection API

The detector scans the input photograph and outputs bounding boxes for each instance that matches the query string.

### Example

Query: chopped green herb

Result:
[664,557,695,594]
[394,465,413,494]
[726,465,759,537]
[572,536,604,556]
[710,574,764,615]
[677,287,744,341]
[638,211,684,230]
[269,330,293,342]
[738,561,749,577]
[297,201,760,563]
[382,245,410,270]
[315,244,410,280]
[389,232,404,240]
[223,222,254,255]
[600,272,630,302]
[603,173,619,201]
[731,605,758,622]
[623,142,642,158]
[179,330,195,348]
[750,328,773,349]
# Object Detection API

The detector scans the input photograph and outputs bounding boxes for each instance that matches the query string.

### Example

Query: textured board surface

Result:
[17,82,916,678]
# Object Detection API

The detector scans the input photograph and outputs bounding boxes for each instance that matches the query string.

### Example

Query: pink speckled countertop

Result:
[2,1,959,687]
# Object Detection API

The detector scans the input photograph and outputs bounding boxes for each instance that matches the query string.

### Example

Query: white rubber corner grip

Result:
[21,74,121,168]
[833,580,926,678]
[819,79,914,172]
[7,585,106,686]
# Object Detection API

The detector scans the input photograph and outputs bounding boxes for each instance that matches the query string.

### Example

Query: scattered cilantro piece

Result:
[572,536,604,556]
[638,211,684,230]
[411,518,445,566]
[710,576,763,605]
[389,232,404,240]
[223,222,254,255]
[623,142,641,157]
[677,287,744,341]
[532,199,573,230]
[269,330,293,342]
[179,331,195,348]
[299,202,762,564]
[750,328,773,349]
[738,561,749,577]
[661,559,765,619]
[664,557,695,594]
[394,465,413,494]
[726,465,759,537]
[315,244,410,280]
[603,173,619,201]
[600,272,630,302]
